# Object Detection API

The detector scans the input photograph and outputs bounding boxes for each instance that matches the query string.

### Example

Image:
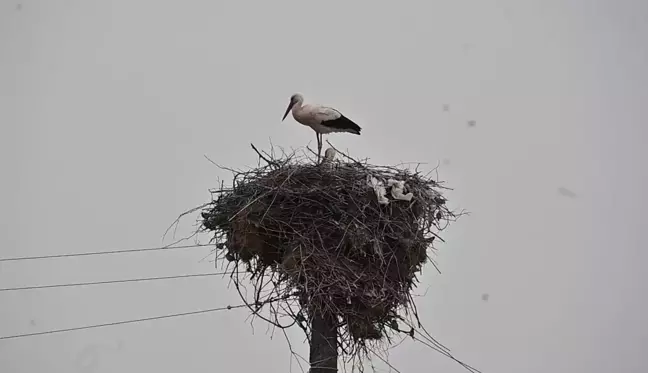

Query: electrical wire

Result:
[0,243,213,262]
[0,304,246,340]
[0,272,230,292]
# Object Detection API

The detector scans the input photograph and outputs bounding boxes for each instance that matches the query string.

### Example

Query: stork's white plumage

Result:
[282,93,362,161]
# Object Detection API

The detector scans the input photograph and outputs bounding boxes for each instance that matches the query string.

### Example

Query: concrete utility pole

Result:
[309,311,338,373]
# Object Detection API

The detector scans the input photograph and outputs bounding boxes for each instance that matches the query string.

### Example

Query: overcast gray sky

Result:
[1,1,647,372]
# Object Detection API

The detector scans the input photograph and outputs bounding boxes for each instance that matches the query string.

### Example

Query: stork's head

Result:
[282,93,304,121]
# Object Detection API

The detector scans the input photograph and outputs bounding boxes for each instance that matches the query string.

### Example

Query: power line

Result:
[0,272,231,292]
[0,243,213,262]
[0,304,247,340]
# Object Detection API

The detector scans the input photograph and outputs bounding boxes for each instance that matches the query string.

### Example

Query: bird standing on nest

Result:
[282,93,362,162]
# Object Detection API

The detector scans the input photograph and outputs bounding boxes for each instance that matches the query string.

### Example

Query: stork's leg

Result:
[316,133,322,163]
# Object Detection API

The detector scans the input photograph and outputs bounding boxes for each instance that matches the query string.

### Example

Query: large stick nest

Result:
[200,145,458,357]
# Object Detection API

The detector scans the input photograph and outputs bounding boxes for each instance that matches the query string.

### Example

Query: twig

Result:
[251,143,280,167]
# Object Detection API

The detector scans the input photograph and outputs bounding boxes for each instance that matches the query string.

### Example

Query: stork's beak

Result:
[282,101,295,121]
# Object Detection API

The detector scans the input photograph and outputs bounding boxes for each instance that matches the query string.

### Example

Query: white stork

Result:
[281,93,361,161]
